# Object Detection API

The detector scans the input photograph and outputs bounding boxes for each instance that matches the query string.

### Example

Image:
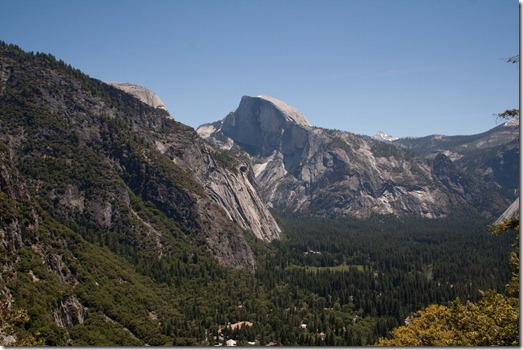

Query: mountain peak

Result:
[250,95,312,127]
[107,82,170,114]
[374,131,398,142]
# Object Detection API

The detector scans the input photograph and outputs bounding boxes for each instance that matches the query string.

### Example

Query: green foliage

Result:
[370,140,406,159]
[489,218,519,297]
[375,291,518,346]
[68,311,143,346]
[329,137,353,153]
[496,108,520,120]
[506,55,519,64]
[376,218,519,346]
[0,301,45,346]
[212,148,241,173]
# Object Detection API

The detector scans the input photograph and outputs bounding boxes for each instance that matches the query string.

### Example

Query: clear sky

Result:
[0,0,519,138]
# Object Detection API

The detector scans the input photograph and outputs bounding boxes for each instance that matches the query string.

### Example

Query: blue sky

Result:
[0,0,519,137]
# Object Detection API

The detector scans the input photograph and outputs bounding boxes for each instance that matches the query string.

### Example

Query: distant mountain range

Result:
[372,120,519,193]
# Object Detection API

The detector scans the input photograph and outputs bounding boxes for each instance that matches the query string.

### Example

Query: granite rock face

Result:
[220,96,311,171]
[494,197,519,225]
[199,96,514,219]
[155,124,281,243]
[107,82,169,113]
[106,87,281,243]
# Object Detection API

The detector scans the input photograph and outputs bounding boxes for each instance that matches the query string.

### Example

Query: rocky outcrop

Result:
[199,96,513,219]
[494,197,519,225]
[53,296,88,328]
[0,143,38,252]
[107,82,169,113]
[0,63,13,96]
[171,140,281,242]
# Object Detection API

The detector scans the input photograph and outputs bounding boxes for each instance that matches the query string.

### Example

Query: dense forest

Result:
[3,203,514,345]
[252,210,514,345]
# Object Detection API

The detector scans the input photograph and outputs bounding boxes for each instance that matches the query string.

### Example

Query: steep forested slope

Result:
[0,41,269,345]
[0,41,285,272]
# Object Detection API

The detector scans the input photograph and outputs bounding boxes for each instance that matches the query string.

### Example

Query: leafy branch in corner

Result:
[493,55,519,122]
[506,55,519,64]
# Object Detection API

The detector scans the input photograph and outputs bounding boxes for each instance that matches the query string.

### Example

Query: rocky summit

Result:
[107,82,169,113]
[198,96,516,219]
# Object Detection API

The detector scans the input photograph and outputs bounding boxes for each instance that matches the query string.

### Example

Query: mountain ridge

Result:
[392,120,519,192]
[199,95,517,219]
[0,42,280,274]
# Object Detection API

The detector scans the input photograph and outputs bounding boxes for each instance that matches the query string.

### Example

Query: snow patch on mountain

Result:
[374,131,399,142]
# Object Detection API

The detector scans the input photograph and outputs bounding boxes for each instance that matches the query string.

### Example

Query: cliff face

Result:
[494,197,519,225]
[0,140,91,339]
[219,96,311,171]
[0,142,37,259]
[0,43,280,274]
[104,88,281,242]
[169,140,281,242]
[199,96,513,219]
